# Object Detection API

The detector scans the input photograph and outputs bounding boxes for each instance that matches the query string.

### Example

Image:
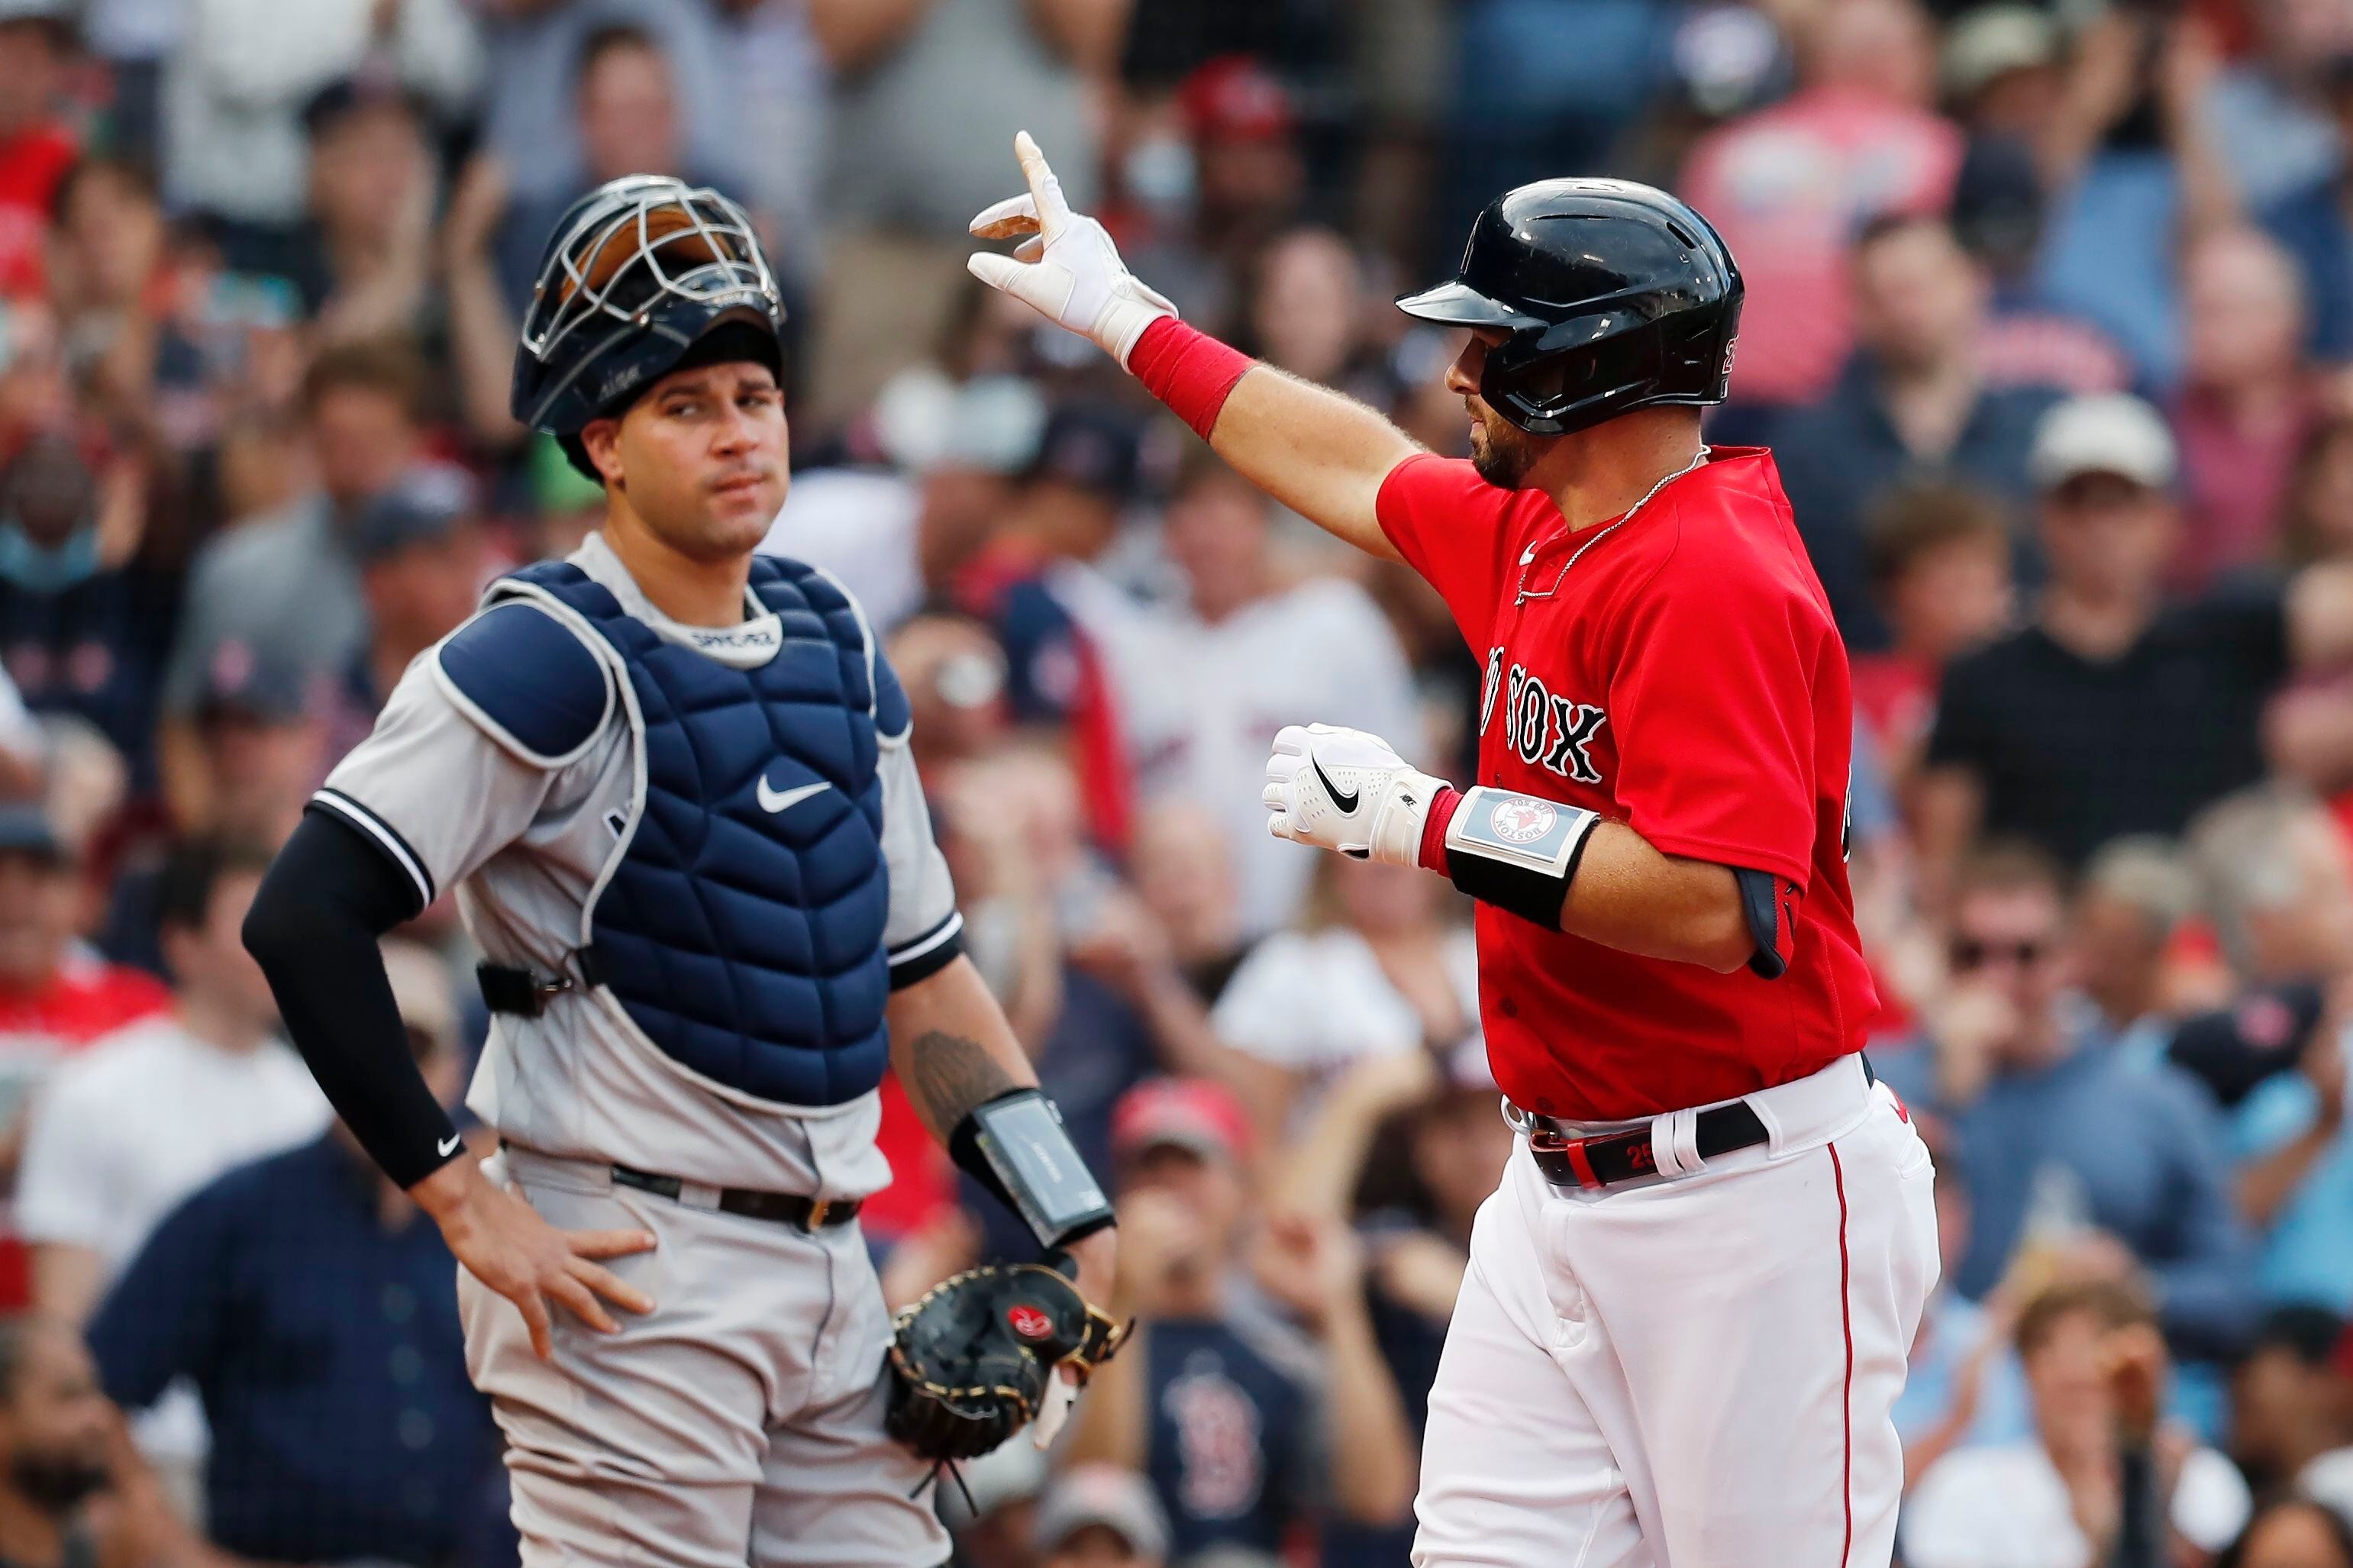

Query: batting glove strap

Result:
[1263,723,1448,867]
[1439,786,1603,931]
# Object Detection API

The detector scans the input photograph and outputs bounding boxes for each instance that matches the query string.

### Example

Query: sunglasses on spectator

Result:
[1949,937,2052,971]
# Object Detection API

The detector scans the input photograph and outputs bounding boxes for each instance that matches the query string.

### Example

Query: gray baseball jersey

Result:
[315,532,958,1199]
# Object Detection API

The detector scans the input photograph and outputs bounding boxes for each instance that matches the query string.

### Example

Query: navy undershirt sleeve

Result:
[243,807,463,1189]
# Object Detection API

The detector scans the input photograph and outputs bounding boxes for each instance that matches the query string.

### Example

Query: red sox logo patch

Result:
[1008,1305,1054,1341]
[1488,795,1557,844]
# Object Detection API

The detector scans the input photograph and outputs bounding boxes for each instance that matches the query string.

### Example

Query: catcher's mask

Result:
[1396,178,1742,438]
[509,175,786,473]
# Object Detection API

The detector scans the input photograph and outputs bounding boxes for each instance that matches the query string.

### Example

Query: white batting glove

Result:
[967,131,1176,369]
[1264,724,1453,868]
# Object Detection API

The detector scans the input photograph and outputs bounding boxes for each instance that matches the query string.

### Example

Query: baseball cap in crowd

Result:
[352,465,477,566]
[1024,403,1143,504]
[2029,393,2177,492]
[2166,982,2326,1110]
[1033,1463,1172,1563]
[0,802,63,864]
[195,641,313,727]
[1177,55,1294,145]
[301,69,427,139]
[1940,6,2058,103]
[1111,1076,1252,1166]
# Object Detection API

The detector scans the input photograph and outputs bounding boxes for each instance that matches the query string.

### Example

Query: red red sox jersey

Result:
[1377,445,1876,1121]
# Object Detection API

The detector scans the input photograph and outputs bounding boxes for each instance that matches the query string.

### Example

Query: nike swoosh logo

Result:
[437,1134,462,1157]
[1311,755,1360,813]
[757,776,831,815]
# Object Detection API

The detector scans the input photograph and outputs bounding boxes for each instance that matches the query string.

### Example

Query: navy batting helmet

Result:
[510,175,786,473]
[1397,179,1742,437]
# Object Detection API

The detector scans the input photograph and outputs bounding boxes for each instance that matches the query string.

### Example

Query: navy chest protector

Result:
[475,557,897,1106]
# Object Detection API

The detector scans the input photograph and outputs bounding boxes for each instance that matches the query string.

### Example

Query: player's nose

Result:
[1444,339,1483,398]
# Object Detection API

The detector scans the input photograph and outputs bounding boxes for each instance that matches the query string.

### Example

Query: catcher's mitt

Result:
[885,1261,1127,1462]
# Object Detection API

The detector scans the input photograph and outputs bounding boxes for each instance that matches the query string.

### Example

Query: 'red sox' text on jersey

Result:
[1377,444,1877,1121]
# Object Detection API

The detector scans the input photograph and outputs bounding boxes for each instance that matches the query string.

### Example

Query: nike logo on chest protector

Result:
[757,776,832,815]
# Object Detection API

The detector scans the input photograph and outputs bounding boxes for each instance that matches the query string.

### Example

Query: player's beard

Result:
[1468,405,1536,489]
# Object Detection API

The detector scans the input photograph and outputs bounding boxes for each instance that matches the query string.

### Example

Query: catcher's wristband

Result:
[951,1089,1116,1251]
[1421,785,1600,931]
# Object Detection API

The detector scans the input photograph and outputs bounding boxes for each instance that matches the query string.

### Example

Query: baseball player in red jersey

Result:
[967,136,1938,1566]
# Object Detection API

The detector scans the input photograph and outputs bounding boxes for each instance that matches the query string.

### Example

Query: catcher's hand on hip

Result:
[1264,723,1451,868]
[966,131,1175,367]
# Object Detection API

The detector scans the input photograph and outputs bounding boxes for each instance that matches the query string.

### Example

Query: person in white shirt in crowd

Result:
[161,0,479,238]
[1905,1276,2253,1568]
[1121,450,1421,936]
[15,834,328,1515]
[1210,851,1475,1136]
[18,835,328,1320]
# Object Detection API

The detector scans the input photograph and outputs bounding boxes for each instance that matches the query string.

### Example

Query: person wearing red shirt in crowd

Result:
[0,3,80,296]
[970,140,1937,1567]
[1676,0,1961,408]
[0,802,167,1305]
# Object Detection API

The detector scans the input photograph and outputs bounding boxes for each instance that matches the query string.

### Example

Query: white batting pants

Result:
[1412,1057,1938,1568]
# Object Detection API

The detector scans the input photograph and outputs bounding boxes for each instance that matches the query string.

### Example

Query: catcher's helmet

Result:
[509,175,786,466]
[1397,179,1742,437]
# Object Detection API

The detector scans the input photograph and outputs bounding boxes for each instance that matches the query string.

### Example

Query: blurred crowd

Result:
[0,0,2349,1566]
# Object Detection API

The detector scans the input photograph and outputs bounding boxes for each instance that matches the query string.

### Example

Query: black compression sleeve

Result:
[242,807,462,1189]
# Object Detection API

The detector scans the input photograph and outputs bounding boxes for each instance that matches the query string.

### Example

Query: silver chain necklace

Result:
[1516,445,1711,605]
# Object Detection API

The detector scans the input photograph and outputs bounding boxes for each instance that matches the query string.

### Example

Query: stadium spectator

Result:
[15,834,324,1508]
[2206,0,2353,213]
[1064,1077,1416,1558]
[1769,213,2058,650]
[1680,0,1963,408]
[159,0,478,250]
[2280,412,2353,567]
[2226,1304,2353,1495]
[0,802,169,1129]
[0,0,79,298]
[2031,5,2238,387]
[1122,452,1420,934]
[1916,394,2353,886]
[1903,1277,2252,1568]
[2262,56,2353,363]
[2172,227,2324,591]
[86,939,502,1567]
[157,338,430,822]
[809,0,1112,417]
[2182,786,2353,1313]
[1034,1463,1172,1568]
[0,434,173,787]
[184,651,326,851]
[492,24,719,331]
[1211,854,1474,1136]
[1947,134,2135,398]
[1125,801,1248,1005]
[1848,482,2016,783]
[2071,837,2202,1048]
[295,75,440,349]
[1913,844,2257,1358]
[0,1317,136,1568]
[332,466,492,760]
[17,836,325,1324]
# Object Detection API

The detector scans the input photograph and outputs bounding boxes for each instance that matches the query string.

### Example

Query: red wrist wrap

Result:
[1418,786,1464,874]
[1128,318,1253,441]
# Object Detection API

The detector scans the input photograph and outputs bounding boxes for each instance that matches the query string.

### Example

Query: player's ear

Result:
[579,418,625,491]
